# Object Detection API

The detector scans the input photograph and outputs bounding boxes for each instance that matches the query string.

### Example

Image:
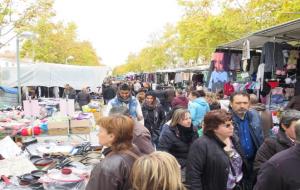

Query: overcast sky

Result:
[54,0,183,68]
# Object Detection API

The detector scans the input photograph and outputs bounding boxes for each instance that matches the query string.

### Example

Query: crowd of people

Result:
[87,80,300,190]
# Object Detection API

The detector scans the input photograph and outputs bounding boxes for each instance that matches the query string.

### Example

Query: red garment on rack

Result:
[224,82,234,96]
[267,81,279,89]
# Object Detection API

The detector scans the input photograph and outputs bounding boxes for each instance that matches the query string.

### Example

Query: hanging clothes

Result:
[260,42,284,72]
[295,79,300,96]
[242,40,250,60]
[164,73,169,84]
[249,56,260,75]
[230,53,242,71]
[283,50,289,65]
[256,64,265,90]
[223,52,231,71]
[175,72,183,83]
[192,73,204,84]
[287,50,300,65]
[224,82,235,96]
[205,61,215,88]
[242,60,248,72]
[182,72,190,81]
[208,71,228,92]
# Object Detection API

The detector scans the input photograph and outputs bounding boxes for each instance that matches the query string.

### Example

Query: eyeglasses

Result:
[223,121,233,128]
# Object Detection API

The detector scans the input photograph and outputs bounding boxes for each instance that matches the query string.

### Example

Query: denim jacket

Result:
[232,109,264,152]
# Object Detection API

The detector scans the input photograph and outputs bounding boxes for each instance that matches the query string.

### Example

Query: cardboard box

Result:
[47,121,69,136]
[93,111,102,123]
[70,119,91,134]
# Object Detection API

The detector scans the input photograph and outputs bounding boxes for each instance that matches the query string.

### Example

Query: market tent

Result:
[0,63,110,91]
[218,18,300,50]
[155,65,209,73]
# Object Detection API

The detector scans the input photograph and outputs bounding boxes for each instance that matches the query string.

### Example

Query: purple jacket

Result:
[171,96,189,108]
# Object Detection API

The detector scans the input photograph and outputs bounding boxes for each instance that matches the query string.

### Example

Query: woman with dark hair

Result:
[76,87,91,110]
[105,83,144,123]
[171,89,189,109]
[186,109,249,190]
[157,108,198,181]
[86,115,142,190]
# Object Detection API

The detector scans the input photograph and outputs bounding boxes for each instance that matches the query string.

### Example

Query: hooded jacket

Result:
[188,97,210,128]
[251,103,273,138]
[171,96,189,108]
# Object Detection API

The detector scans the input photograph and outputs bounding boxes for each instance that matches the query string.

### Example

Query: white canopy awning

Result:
[156,65,209,73]
[0,62,109,92]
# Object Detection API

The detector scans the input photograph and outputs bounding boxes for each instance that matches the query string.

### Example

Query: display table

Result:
[0,135,102,190]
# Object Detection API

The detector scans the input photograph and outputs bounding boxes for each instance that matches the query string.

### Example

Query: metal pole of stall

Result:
[16,36,22,104]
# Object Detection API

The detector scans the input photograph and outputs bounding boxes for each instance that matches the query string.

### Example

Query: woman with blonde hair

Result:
[131,151,186,190]
[157,108,198,181]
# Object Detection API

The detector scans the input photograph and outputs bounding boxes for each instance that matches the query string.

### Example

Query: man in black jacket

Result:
[142,91,166,146]
[254,109,300,175]
[254,119,300,190]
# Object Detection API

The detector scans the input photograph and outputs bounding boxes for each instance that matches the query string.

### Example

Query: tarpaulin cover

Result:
[0,86,18,94]
[0,63,110,92]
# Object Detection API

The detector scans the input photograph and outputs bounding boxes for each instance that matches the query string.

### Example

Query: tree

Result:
[176,0,300,62]
[20,19,101,66]
[0,0,55,48]
[116,0,300,74]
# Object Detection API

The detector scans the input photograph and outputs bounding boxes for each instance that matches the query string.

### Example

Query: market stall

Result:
[207,18,300,124]
[155,65,209,89]
[0,97,103,189]
[208,19,300,99]
[0,135,102,190]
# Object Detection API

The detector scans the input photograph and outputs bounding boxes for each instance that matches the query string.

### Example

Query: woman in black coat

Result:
[157,108,198,180]
[186,109,249,190]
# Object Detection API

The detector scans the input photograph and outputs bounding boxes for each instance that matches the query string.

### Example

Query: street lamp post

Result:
[16,36,21,104]
[16,32,36,104]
